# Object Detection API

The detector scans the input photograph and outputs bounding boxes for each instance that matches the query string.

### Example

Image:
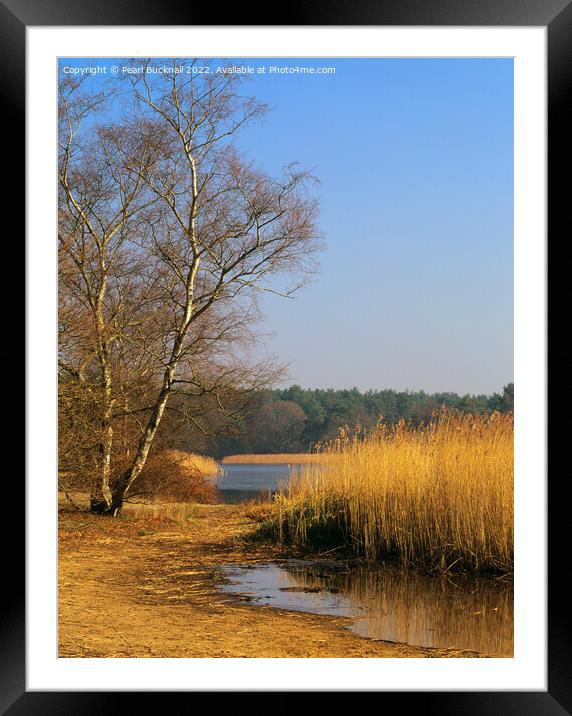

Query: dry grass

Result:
[58,491,213,523]
[222,453,327,464]
[258,412,513,574]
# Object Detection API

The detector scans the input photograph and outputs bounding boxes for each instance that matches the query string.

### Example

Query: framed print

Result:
[6,0,566,712]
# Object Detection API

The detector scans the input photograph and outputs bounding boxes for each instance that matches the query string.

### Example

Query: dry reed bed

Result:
[260,412,513,574]
[161,449,220,476]
[221,453,329,464]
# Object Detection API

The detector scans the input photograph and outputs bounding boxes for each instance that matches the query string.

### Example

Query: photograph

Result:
[57,55,515,660]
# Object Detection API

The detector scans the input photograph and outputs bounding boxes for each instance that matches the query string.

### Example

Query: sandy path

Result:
[58,505,482,658]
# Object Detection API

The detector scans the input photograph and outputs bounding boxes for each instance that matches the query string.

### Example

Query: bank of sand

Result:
[58,503,484,658]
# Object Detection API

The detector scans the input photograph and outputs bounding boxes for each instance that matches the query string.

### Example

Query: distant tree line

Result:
[198,383,514,457]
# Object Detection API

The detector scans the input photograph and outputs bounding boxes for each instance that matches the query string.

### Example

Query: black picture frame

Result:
[7,0,565,712]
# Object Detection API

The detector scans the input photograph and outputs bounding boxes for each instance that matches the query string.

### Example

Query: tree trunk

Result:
[89,259,116,514]
[99,420,114,506]
[101,383,173,515]
[89,420,114,514]
[89,495,112,514]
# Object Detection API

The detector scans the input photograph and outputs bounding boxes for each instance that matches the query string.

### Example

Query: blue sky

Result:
[60,58,514,394]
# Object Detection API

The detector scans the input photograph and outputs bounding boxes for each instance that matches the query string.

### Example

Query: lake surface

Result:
[217,560,513,656]
[213,463,301,504]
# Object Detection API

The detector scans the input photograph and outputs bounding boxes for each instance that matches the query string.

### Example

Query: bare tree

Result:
[58,61,322,514]
[58,76,167,509]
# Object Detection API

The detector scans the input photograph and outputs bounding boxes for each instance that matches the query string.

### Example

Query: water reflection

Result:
[217,561,513,656]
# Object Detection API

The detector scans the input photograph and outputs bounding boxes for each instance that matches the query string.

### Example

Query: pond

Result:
[216,560,513,657]
[213,463,301,504]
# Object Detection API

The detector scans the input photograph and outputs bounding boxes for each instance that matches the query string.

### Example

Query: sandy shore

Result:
[58,504,484,658]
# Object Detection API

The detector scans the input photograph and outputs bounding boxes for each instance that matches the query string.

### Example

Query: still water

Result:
[217,560,513,656]
[213,463,300,504]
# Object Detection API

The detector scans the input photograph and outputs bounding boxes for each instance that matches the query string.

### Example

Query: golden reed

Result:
[222,453,328,464]
[266,412,513,574]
